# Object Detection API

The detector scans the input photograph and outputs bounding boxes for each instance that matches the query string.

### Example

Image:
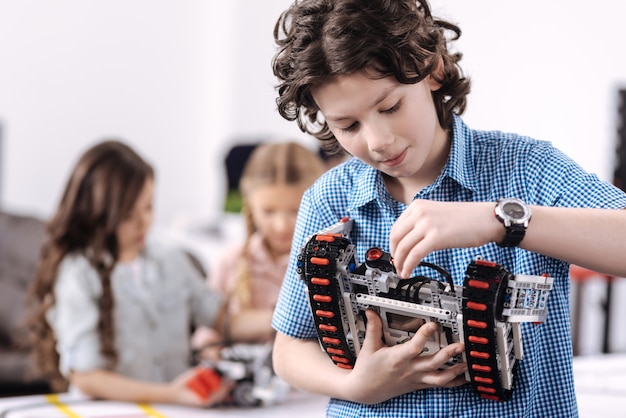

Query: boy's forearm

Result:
[272,331,348,399]
[523,206,626,276]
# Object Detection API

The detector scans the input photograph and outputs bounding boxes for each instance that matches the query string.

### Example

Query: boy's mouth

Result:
[381,149,407,167]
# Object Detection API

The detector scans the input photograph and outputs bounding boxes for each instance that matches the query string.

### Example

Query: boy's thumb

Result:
[360,309,385,353]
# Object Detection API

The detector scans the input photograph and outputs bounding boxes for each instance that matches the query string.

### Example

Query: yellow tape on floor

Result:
[137,404,168,418]
[44,394,168,418]
[44,395,82,418]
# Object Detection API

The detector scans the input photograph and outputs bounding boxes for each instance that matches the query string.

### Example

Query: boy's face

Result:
[247,184,304,258]
[311,72,449,191]
[116,177,154,262]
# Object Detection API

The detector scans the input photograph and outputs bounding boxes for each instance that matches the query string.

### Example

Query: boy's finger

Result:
[421,341,465,372]
[422,365,469,388]
[437,341,464,362]
[394,321,438,358]
[359,309,385,353]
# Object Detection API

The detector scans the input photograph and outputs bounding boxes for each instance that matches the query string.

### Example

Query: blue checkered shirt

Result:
[272,115,626,417]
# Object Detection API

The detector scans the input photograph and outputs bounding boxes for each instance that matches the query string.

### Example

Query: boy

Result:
[270,0,626,416]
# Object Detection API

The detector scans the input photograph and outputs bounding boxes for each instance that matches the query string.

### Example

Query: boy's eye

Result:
[340,122,359,133]
[382,102,401,114]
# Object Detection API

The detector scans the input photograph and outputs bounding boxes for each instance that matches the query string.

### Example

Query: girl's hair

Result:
[27,139,154,391]
[233,141,326,308]
[272,0,471,154]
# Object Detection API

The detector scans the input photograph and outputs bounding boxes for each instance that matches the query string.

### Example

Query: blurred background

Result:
[0,0,625,355]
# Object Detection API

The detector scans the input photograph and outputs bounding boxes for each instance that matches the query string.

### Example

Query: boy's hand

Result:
[343,310,467,404]
[389,200,500,277]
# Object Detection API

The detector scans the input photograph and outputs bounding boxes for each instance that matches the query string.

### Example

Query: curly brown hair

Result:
[272,0,471,155]
[26,140,154,391]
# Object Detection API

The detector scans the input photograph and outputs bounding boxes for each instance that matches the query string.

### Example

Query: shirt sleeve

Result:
[524,141,626,208]
[46,255,108,377]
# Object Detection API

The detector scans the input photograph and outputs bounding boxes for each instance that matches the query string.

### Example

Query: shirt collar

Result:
[442,114,478,193]
[347,160,391,209]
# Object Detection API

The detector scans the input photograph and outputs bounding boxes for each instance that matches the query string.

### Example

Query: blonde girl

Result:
[193,141,326,352]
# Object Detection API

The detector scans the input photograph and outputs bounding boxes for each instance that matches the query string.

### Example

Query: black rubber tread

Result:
[297,233,357,368]
[462,260,515,401]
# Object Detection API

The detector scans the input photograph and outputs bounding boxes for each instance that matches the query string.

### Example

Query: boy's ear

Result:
[427,55,445,91]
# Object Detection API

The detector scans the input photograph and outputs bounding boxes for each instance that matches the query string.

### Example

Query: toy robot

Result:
[297,217,553,401]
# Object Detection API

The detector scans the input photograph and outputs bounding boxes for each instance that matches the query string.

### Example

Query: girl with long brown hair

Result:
[27,140,271,406]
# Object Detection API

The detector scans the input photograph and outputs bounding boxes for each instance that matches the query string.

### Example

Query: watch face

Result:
[502,201,526,220]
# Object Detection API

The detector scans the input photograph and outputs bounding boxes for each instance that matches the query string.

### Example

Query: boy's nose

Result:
[363,123,393,153]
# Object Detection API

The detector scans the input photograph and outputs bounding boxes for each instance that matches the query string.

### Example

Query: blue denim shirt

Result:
[272,115,626,417]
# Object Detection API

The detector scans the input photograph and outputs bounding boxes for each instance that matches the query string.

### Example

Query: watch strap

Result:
[497,224,526,247]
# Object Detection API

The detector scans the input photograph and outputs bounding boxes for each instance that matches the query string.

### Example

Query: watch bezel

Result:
[495,198,532,227]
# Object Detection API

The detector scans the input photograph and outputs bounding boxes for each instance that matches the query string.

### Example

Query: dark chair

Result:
[0,210,50,396]
[223,142,260,213]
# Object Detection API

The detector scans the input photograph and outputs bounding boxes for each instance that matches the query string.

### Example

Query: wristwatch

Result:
[494,198,532,247]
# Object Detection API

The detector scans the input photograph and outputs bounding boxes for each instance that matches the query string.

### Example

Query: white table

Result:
[0,390,329,418]
[2,354,626,417]
[574,353,626,418]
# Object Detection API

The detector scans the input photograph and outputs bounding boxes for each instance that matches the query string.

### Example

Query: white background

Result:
[1,1,625,225]
[0,1,625,353]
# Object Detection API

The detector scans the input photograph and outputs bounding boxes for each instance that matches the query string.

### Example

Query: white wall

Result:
[434,1,626,183]
[1,0,625,229]
[0,1,243,225]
